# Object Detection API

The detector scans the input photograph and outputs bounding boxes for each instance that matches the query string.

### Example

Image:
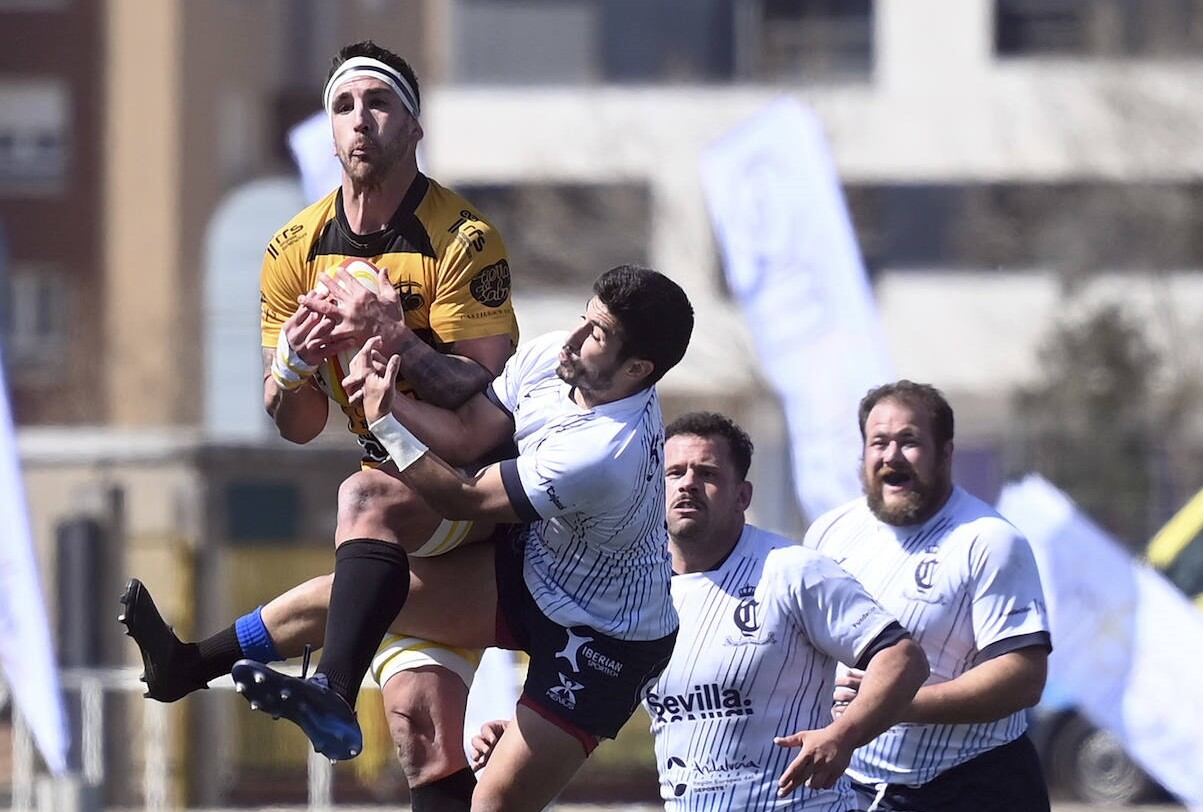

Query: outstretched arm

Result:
[775,638,928,795]
[354,338,520,521]
[344,336,514,465]
[388,332,511,409]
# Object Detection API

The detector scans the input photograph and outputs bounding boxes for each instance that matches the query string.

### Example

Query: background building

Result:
[2,0,1201,807]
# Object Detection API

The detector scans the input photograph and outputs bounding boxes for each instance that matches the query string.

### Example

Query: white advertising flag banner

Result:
[997,475,1203,809]
[288,111,343,206]
[0,359,67,773]
[700,98,892,519]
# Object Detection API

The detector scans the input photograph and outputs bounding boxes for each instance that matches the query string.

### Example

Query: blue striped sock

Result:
[234,607,282,663]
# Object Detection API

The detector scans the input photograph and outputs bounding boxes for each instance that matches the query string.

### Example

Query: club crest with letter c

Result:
[733,585,760,636]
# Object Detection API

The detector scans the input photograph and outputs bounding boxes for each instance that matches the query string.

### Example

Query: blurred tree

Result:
[1009,301,1175,549]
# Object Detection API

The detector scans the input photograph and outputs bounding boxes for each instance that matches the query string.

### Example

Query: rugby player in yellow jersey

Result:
[119,40,516,812]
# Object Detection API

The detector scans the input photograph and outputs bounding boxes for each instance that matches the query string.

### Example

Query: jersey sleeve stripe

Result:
[484,385,512,419]
[499,458,541,522]
[975,630,1052,665]
[853,620,912,671]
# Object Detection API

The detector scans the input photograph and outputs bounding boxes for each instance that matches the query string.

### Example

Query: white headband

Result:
[323,56,419,119]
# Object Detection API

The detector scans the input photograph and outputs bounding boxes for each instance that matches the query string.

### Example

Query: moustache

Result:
[876,465,917,487]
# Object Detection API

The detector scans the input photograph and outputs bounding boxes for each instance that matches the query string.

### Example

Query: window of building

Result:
[457,181,651,288]
[1,264,67,366]
[995,0,1088,55]
[0,80,68,189]
[996,0,1203,58]
[453,0,736,84]
[0,0,70,9]
[453,0,600,84]
[845,181,1203,273]
[450,0,871,84]
[224,481,301,544]
[740,0,873,81]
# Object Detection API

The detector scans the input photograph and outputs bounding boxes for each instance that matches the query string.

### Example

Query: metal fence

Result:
[6,667,336,812]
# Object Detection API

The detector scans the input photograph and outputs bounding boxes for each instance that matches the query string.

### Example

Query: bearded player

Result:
[804,381,1051,812]
[119,40,519,812]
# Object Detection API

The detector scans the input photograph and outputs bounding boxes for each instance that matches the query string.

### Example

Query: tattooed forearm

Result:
[394,333,493,409]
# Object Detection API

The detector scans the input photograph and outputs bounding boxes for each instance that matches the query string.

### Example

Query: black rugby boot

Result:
[117,578,208,702]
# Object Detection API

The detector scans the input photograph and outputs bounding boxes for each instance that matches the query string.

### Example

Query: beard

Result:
[338,130,408,189]
[861,462,950,526]
[557,353,618,393]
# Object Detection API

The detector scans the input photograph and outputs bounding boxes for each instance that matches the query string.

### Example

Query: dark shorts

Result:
[850,734,1050,812]
[492,526,676,753]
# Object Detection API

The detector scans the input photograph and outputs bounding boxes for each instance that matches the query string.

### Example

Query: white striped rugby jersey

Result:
[487,331,677,641]
[803,486,1051,785]
[647,524,902,811]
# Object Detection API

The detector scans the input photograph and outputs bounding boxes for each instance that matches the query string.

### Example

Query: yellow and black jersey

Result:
[260,173,519,462]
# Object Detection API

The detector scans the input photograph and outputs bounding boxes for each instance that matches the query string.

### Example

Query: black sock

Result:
[315,538,410,707]
[194,626,243,683]
[410,767,476,812]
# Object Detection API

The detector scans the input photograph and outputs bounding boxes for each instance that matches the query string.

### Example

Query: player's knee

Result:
[387,705,462,786]
[383,673,467,786]
[386,700,434,782]
[335,470,418,541]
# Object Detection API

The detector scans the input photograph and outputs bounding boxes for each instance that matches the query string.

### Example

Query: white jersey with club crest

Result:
[488,331,676,641]
[803,486,1052,785]
[647,524,901,811]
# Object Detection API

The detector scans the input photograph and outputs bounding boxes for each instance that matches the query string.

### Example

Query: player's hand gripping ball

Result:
[313,258,381,407]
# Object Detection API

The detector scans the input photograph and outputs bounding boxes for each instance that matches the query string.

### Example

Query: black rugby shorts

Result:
[491,526,676,752]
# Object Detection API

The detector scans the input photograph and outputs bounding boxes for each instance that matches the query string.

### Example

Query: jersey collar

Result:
[331,172,435,258]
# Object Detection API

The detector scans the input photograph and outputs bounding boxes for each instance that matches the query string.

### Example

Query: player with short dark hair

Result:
[588,263,693,386]
[663,410,754,479]
[805,381,1052,812]
[226,265,693,811]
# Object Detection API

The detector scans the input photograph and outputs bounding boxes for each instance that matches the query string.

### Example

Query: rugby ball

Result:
[314,258,382,407]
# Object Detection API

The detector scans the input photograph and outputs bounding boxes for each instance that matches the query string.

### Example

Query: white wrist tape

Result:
[368,413,429,471]
[271,330,318,391]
